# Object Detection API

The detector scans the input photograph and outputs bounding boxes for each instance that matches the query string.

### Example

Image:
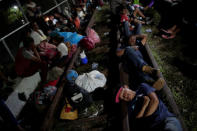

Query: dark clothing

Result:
[122,46,155,86]
[110,0,123,15]
[123,21,142,38]
[0,98,18,127]
[15,48,48,81]
[128,83,176,130]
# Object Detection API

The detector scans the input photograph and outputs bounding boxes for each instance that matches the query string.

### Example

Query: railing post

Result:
[2,40,15,62]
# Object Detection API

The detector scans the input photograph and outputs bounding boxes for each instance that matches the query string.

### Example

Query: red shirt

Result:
[121,14,129,23]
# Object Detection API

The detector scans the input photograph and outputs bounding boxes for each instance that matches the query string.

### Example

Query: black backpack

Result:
[64,83,93,111]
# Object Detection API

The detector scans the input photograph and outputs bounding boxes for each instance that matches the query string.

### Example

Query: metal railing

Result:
[0,0,69,62]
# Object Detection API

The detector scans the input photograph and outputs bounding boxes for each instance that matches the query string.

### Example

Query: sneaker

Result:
[152,78,165,90]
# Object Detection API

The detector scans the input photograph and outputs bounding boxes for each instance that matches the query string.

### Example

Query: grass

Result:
[142,12,197,130]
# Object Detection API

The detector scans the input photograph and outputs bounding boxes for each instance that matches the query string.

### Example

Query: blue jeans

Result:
[164,117,182,131]
[124,21,142,38]
[124,46,154,84]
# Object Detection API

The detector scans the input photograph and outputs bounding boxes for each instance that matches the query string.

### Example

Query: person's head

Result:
[23,37,34,49]
[47,67,63,82]
[121,6,128,15]
[20,28,31,41]
[30,22,39,31]
[49,15,54,20]
[128,35,136,46]
[65,42,71,51]
[52,35,64,45]
[116,85,136,103]
[66,69,78,85]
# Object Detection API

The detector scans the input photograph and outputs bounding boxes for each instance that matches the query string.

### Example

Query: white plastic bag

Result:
[75,70,106,93]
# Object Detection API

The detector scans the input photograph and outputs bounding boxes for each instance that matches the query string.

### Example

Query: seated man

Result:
[120,7,144,37]
[115,84,182,131]
[117,34,164,88]
[15,37,48,82]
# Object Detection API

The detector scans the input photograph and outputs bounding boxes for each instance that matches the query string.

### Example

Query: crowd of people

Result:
[0,0,103,130]
[110,0,184,131]
[1,0,192,130]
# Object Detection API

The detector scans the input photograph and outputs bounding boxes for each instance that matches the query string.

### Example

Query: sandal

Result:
[162,34,176,39]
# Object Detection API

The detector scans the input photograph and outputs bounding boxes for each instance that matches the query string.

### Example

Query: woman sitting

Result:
[15,37,48,82]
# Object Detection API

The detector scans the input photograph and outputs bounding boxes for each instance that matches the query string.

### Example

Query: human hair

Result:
[128,35,136,46]
[30,21,38,30]
[23,37,34,49]
[52,35,64,45]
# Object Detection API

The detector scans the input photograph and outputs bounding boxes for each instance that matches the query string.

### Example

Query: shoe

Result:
[142,65,159,75]
[161,34,176,39]
[153,78,165,90]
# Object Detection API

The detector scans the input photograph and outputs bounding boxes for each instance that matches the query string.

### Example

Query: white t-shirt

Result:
[57,43,68,57]
[30,30,47,46]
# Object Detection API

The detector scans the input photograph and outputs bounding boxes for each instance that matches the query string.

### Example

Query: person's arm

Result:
[136,96,150,118]
[116,49,125,57]
[32,44,41,61]
[133,18,145,24]
[135,34,147,45]
[144,92,159,117]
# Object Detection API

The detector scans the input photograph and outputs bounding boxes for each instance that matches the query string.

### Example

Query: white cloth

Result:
[30,30,47,46]
[57,43,68,57]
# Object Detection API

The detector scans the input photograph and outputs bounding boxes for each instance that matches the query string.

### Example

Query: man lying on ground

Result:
[116,34,164,87]
[115,84,182,131]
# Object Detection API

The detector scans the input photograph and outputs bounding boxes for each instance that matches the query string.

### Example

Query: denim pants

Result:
[124,21,142,38]
[0,98,18,127]
[124,46,154,84]
[164,117,183,131]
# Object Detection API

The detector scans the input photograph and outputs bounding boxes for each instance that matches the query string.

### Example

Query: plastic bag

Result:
[60,98,78,120]
[86,28,100,44]
[99,0,104,6]
[79,37,95,50]
[65,32,84,45]
[58,32,73,41]
[75,70,107,93]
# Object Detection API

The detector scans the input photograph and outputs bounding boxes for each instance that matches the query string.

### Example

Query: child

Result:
[50,36,68,68]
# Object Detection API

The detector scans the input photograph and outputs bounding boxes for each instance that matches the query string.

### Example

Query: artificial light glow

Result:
[13,5,18,10]
[45,17,49,22]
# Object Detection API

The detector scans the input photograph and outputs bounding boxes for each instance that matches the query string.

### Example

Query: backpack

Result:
[64,84,93,111]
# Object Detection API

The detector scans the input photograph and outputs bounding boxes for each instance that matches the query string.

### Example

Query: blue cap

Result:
[66,70,78,83]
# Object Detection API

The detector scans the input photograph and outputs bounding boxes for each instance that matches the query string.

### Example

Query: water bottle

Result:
[80,50,88,64]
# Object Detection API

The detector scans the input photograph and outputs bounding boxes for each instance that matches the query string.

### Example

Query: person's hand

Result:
[120,86,136,101]
[34,57,41,63]
[131,46,139,50]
